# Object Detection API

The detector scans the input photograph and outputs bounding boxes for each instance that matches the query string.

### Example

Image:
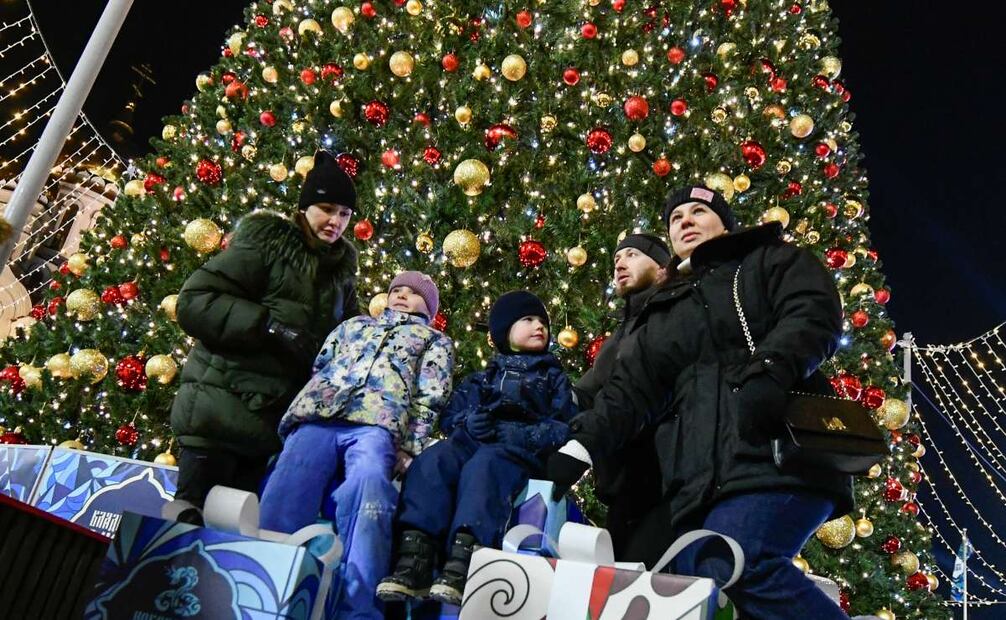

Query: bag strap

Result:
[732,265,756,355]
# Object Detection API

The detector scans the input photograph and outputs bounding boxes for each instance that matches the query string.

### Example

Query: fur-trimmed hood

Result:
[232,210,357,283]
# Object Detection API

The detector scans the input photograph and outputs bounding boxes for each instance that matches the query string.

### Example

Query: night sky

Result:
[31,0,1006,346]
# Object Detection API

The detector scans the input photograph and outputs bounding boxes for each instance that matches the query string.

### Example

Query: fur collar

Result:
[233,210,358,282]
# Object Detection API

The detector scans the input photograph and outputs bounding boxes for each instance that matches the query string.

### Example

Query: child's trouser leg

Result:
[397,430,479,540]
[331,424,398,620]
[451,444,532,546]
[259,423,343,534]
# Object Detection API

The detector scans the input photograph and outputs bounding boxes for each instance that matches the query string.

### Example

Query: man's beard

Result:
[615,268,658,297]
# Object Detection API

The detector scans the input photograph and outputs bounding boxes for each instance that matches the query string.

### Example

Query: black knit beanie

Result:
[489,291,550,354]
[298,150,357,211]
[661,185,737,231]
[615,233,672,267]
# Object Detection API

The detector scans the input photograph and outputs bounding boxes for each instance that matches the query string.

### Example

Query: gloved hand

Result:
[265,316,317,368]
[497,420,570,455]
[466,410,497,441]
[545,450,590,501]
[736,372,787,426]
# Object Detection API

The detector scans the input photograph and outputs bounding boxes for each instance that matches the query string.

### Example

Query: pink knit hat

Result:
[388,271,439,319]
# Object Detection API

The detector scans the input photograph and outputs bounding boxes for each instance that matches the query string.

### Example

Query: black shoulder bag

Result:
[732,265,889,476]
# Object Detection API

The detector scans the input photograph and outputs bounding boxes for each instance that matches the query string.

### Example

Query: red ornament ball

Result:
[907,433,921,447]
[196,159,222,185]
[670,98,688,116]
[830,372,863,400]
[815,142,832,158]
[173,186,186,202]
[49,280,61,291]
[612,0,626,11]
[906,572,929,591]
[515,10,533,28]
[485,123,518,150]
[652,158,672,177]
[782,181,803,199]
[423,146,442,165]
[144,173,166,192]
[115,422,139,447]
[881,535,902,554]
[59,263,70,276]
[364,100,390,126]
[221,71,236,85]
[0,428,27,444]
[740,140,767,170]
[823,162,841,179]
[534,213,546,229]
[259,110,277,127]
[581,22,597,39]
[101,285,125,305]
[874,288,891,304]
[884,477,905,502]
[518,240,548,268]
[832,80,846,95]
[432,311,448,332]
[703,72,719,92]
[119,281,140,301]
[824,247,848,269]
[890,429,903,444]
[861,385,886,410]
[719,0,738,16]
[30,304,45,320]
[586,335,607,367]
[812,75,830,89]
[336,153,360,177]
[414,112,431,126]
[442,53,459,72]
[1,365,24,395]
[361,2,377,18]
[770,76,788,92]
[624,96,649,120]
[225,80,248,100]
[254,14,269,27]
[667,46,686,65]
[909,469,923,484]
[155,156,169,168]
[851,309,869,328]
[901,501,920,516]
[586,127,613,154]
[279,26,294,41]
[354,219,374,241]
[322,63,344,82]
[822,202,838,219]
[160,247,171,262]
[789,3,803,14]
[381,149,400,168]
[300,68,317,85]
[563,67,580,86]
[839,590,850,613]
[116,355,148,391]
[110,234,128,250]
[47,296,63,316]
[231,130,246,151]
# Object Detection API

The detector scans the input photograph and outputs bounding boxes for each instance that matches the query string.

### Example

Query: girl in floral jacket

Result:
[259,271,454,620]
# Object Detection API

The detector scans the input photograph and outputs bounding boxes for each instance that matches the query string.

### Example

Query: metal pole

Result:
[963,528,969,620]
[0,0,134,268]
[901,332,914,410]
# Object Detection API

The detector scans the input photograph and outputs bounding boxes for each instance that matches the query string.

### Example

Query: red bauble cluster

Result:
[160,247,171,262]
[624,96,649,120]
[652,158,672,177]
[110,234,128,250]
[586,335,607,367]
[770,76,788,92]
[364,100,390,126]
[442,53,459,72]
[432,311,448,333]
[861,386,886,410]
[881,535,902,554]
[739,140,767,169]
[115,422,139,447]
[336,153,360,177]
[830,372,863,400]
[102,285,125,305]
[195,159,222,185]
[586,127,613,154]
[116,355,148,391]
[0,428,27,444]
[423,146,441,165]
[563,67,580,86]
[1,365,25,395]
[143,173,166,192]
[850,309,870,328]
[518,240,548,268]
[321,63,344,82]
[354,219,374,241]
[485,123,518,150]
[824,247,848,269]
[259,110,277,127]
[669,98,688,116]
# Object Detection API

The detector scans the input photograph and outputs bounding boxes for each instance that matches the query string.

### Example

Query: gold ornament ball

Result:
[297,18,323,36]
[704,172,735,201]
[472,64,492,81]
[776,160,792,175]
[215,105,228,120]
[806,231,821,244]
[67,252,90,276]
[66,288,101,321]
[815,515,856,549]
[540,115,557,133]
[845,200,864,219]
[295,155,316,177]
[501,54,527,81]
[70,349,109,384]
[131,232,146,246]
[390,51,415,77]
[146,354,179,385]
[227,32,245,55]
[744,86,761,101]
[329,99,344,118]
[763,104,786,120]
[160,294,179,321]
[183,218,223,254]
[906,461,921,473]
[454,105,472,125]
[331,7,354,32]
[269,162,289,181]
[843,253,857,268]
[291,119,307,134]
[628,133,646,152]
[195,73,212,92]
[711,107,728,124]
[262,66,279,83]
[792,556,810,574]
[587,0,600,5]
[369,293,389,318]
[405,0,423,15]
[442,229,480,268]
[353,53,370,70]
[273,0,293,13]
[566,246,588,267]
[733,174,751,193]
[154,451,177,466]
[123,179,145,197]
[46,353,73,379]
[790,114,815,139]
[716,42,737,58]
[18,365,42,390]
[161,124,177,141]
[557,326,580,349]
[891,550,920,575]
[241,144,257,161]
[593,92,613,107]
[855,517,874,538]
[415,232,435,254]
[59,438,86,450]
[453,159,490,196]
[761,206,791,229]
[621,49,639,66]
[577,193,597,213]
[879,398,910,430]
[875,609,895,620]
[868,463,883,478]
[799,32,821,50]
[215,119,233,135]
[820,56,842,78]
[849,282,875,297]
[927,573,939,592]
[914,444,926,458]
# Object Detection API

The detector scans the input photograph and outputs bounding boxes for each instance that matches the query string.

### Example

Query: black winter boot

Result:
[377,530,437,601]
[429,531,477,606]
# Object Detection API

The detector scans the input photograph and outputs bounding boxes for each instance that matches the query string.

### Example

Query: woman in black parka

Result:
[547,186,852,619]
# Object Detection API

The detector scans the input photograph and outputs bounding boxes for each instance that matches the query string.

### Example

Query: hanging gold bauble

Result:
[843,253,857,268]
[844,200,864,219]
[566,246,588,267]
[353,53,370,70]
[70,349,109,384]
[805,231,821,244]
[369,293,389,318]
[161,124,177,140]
[878,398,910,430]
[405,0,423,15]
[914,444,926,458]
[472,63,492,81]
[329,99,344,118]
[628,133,646,152]
[331,7,354,32]
[123,180,145,197]
[792,556,810,574]
[46,353,73,379]
[849,282,875,297]
[763,104,786,120]
[215,119,233,135]
[241,144,257,161]
[454,105,473,125]
[415,232,435,254]
[272,0,293,13]
[131,232,146,246]
[18,365,42,389]
[716,42,737,58]
[298,18,323,36]
[389,51,415,77]
[183,219,223,254]
[292,121,306,134]
[195,73,212,92]
[815,515,856,549]
[799,32,821,49]
[540,115,557,133]
[868,463,883,479]
[66,252,90,276]
[557,326,580,349]
[711,107,728,124]
[621,49,639,66]
[453,159,490,196]
[576,193,597,213]
[875,609,895,620]
[262,66,279,83]
[269,162,289,181]
[744,86,760,101]
[593,92,613,107]
[501,54,527,81]
[732,174,751,193]
[65,289,101,321]
[927,573,939,592]
[761,206,791,229]
[443,230,480,268]
[790,114,815,139]
[704,172,735,201]
[59,438,86,450]
[891,550,920,575]
[295,155,316,177]
[154,451,177,466]
[855,517,874,538]
[215,105,228,119]
[160,294,179,321]
[146,354,179,385]
[820,56,842,78]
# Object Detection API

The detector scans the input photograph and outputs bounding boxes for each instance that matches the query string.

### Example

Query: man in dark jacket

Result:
[573,233,670,556]
[547,186,852,618]
[169,150,360,520]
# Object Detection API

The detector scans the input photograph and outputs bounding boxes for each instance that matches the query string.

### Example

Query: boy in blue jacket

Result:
[377,291,577,606]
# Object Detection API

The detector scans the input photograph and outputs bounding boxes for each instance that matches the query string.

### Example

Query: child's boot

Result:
[429,531,477,606]
[376,530,437,601]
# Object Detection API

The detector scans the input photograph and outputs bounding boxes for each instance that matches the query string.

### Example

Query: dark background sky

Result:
[28,0,1006,346]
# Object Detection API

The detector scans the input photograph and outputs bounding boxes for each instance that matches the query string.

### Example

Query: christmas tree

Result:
[0,0,947,616]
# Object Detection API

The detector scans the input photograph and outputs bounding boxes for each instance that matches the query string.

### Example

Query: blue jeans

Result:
[671,491,846,620]
[260,421,397,620]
